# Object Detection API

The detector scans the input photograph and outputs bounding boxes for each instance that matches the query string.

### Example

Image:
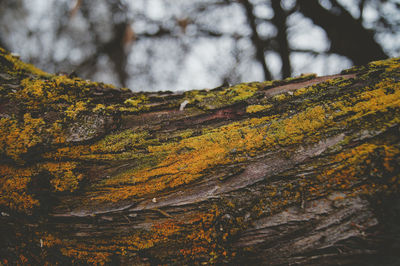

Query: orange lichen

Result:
[179,208,237,263]
[92,118,270,201]
[41,162,83,192]
[304,143,400,198]
[0,113,45,161]
[42,218,186,264]
[60,247,112,265]
[93,104,332,202]
[1,50,398,264]
[42,234,63,248]
[0,165,39,211]
[180,212,217,258]
[0,161,85,212]
[37,208,233,265]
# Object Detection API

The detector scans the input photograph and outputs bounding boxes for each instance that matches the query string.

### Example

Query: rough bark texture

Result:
[0,47,400,265]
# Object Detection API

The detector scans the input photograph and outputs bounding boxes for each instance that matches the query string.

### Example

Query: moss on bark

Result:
[0,47,400,265]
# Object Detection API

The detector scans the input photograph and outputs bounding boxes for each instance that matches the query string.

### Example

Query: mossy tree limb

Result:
[0,47,399,265]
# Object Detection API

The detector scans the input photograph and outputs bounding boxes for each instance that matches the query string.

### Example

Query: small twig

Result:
[152,208,173,218]
[301,190,306,210]
[123,215,131,224]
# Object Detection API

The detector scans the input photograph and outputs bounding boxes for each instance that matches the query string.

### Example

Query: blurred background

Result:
[0,0,398,91]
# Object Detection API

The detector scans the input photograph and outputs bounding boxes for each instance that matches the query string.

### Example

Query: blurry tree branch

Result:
[0,0,398,90]
[297,0,388,65]
[239,0,272,80]
[271,1,291,78]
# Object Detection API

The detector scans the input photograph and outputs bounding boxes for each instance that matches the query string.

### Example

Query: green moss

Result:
[179,129,194,139]
[121,94,149,112]
[94,129,155,153]
[283,73,317,82]
[183,83,259,110]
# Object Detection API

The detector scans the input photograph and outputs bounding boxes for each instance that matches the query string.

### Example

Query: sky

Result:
[2,0,399,91]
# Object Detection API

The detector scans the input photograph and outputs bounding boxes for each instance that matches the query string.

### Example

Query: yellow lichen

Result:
[122,94,149,112]
[93,104,106,112]
[184,83,259,109]
[246,104,272,113]
[0,165,39,212]
[179,129,194,139]
[4,53,49,77]
[273,93,286,101]
[91,59,400,203]
[293,85,317,96]
[44,129,158,161]
[41,162,83,192]
[0,114,45,161]
[93,103,331,202]
[66,101,86,119]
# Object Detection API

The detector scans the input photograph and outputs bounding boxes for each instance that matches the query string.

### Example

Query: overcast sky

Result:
[3,0,399,91]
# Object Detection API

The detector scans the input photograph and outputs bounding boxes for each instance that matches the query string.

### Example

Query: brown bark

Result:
[0,48,400,265]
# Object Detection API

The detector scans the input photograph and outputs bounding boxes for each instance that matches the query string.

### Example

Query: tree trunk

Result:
[0,47,400,265]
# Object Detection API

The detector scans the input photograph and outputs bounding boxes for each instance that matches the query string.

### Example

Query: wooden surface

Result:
[0,47,400,265]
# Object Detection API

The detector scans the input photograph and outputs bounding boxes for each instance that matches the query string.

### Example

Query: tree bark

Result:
[0,47,400,265]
